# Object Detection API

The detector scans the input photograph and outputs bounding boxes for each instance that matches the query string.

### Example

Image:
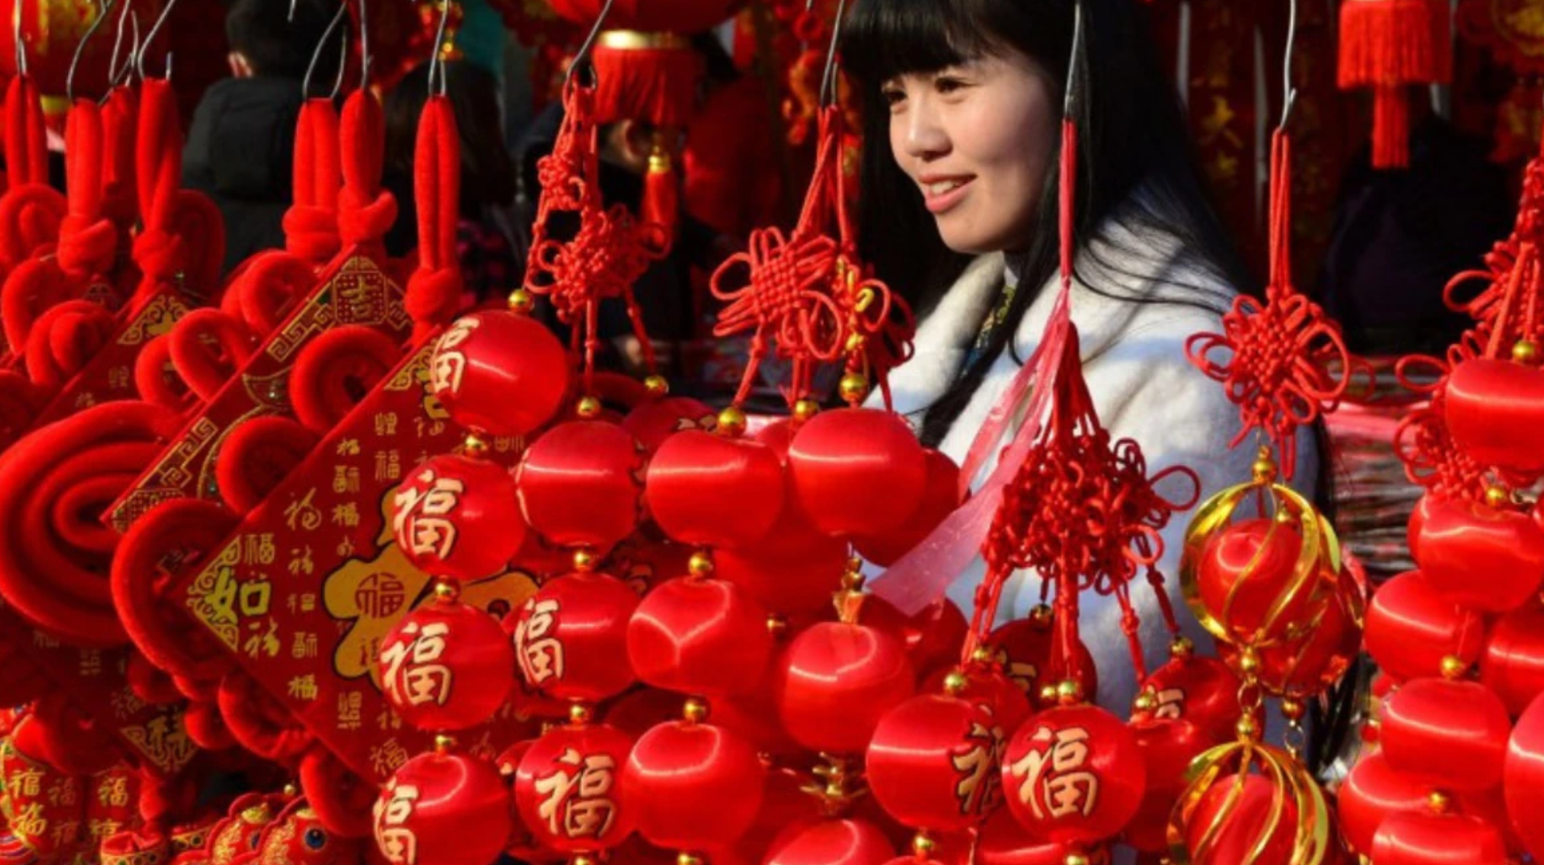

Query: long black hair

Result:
[843,0,1250,446]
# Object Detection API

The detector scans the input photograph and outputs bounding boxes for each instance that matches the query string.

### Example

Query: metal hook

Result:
[106,0,134,88]
[564,0,616,87]
[13,0,27,79]
[426,0,453,97]
[1062,0,1085,119]
[818,0,848,108]
[68,0,119,103]
[135,0,182,81]
[303,0,349,100]
[112,9,141,88]
[358,0,372,88]
[1280,0,1299,129]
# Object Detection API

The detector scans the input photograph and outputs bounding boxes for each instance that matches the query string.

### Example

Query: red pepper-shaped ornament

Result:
[518,420,645,552]
[619,703,766,851]
[645,427,785,550]
[508,569,640,704]
[514,710,635,854]
[626,562,774,696]
[373,741,513,865]
[865,690,1006,833]
[1381,675,1511,792]
[787,407,927,538]
[775,615,917,754]
[393,451,525,581]
[428,311,570,437]
[377,582,515,731]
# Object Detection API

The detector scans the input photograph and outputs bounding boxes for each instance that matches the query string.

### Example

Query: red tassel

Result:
[1373,84,1412,169]
[642,138,679,252]
[1338,0,1450,170]
[593,36,703,127]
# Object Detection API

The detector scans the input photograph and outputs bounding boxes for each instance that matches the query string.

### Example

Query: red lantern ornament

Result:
[1190,516,1321,646]
[621,396,716,454]
[428,311,570,437]
[736,767,825,865]
[776,620,917,754]
[1337,751,1430,856]
[787,408,927,537]
[1504,691,1544,860]
[513,718,635,853]
[988,612,1098,707]
[517,421,645,551]
[1132,645,1245,746]
[393,454,525,581]
[1381,676,1511,792]
[645,430,785,550]
[866,693,1006,832]
[919,666,1032,735]
[854,449,964,567]
[620,713,766,851]
[1365,570,1487,683]
[1482,601,1544,716]
[1123,718,1217,854]
[1219,574,1362,699]
[626,573,773,696]
[1370,810,1509,865]
[1444,357,1544,477]
[377,585,515,731]
[711,676,803,758]
[765,819,896,865]
[508,571,640,703]
[1000,701,1145,846]
[865,597,970,678]
[1177,772,1298,865]
[976,809,1109,865]
[1415,494,1544,613]
[373,746,514,865]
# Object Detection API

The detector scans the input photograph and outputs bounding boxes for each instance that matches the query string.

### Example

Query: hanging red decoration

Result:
[775,619,916,754]
[625,574,773,696]
[621,396,716,454]
[918,666,1032,737]
[854,448,964,567]
[1000,701,1145,847]
[1337,0,1452,169]
[987,613,1099,709]
[1380,676,1511,792]
[1217,575,1363,699]
[620,713,766,851]
[513,718,635,854]
[1413,493,1544,612]
[764,819,896,865]
[427,311,571,438]
[1337,750,1430,857]
[377,586,515,732]
[1481,601,1544,716]
[1123,717,1216,854]
[644,430,785,550]
[1177,772,1302,865]
[1364,570,1488,683]
[392,453,525,581]
[508,570,640,704]
[1370,811,1510,865]
[372,746,514,865]
[517,421,645,552]
[786,408,927,538]
[1444,360,1544,477]
[864,597,971,678]
[866,692,1005,833]
[1504,692,1544,860]
[1132,646,1245,747]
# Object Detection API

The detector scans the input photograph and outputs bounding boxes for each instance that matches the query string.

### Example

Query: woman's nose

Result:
[901,99,950,162]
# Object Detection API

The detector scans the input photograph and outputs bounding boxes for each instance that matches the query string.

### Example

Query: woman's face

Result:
[882,49,1058,255]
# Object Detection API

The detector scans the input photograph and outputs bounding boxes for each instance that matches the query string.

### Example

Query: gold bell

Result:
[717,406,748,438]
[838,372,869,403]
[507,288,536,314]
[1513,340,1539,365]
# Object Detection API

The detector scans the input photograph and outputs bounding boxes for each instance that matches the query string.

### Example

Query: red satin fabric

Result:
[919,667,1032,735]
[513,722,635,853]
[787,408,927,538]
[377,599,513,731]
[1444,357,1544,477]
[1219,578,1362,699]
[507,571,639,703]
[428,311,570,437]
[1365,571,1488,682]
[1371,811,1509,865]
[1124,718,1215,853]
[1000,703,1144,846]
[1132,654,1245,746]
[392,453,523,580]
[1193,517,1316,645]
[625,575,772,696]
[1179,772,1299,865]
[855,449,964,567]
[1414,493,1544,613]
[774,621,917,754]
[644,430,784,550]
[975,808,1107,865]
[619,720,765,850]
[1337,751,1429,856]
[765,819,895,865]
[1381,677,1511,791]
[865,597,970,679]
[1482,601,1544,716]
[988,616,1099,712]
[620,396,715,453]
[1504,692,1544,860]
[517,421,644,551]
[865,693,1002,832]
[374,750,513,865]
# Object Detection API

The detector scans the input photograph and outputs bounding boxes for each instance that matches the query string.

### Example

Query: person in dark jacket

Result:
[182,0,338,274]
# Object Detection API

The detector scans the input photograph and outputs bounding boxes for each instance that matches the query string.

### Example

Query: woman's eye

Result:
[935,76,968,94]
[880,87,905,107]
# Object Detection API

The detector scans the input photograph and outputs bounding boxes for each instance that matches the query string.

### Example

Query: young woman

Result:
[845,0,1320,717]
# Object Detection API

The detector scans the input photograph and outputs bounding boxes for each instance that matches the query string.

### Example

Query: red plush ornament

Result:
[787,408,927,538]
[855,449,964,567]
[1193,517,1321,646]
[1481,601,1544,716]
[393,454,525,580]
[377,591,515,731]
[508,571,639,703]
[620,719,765,850]
[1132,651,1245,746]
[1370,811,1509,865]
[1381,677,1511,791]
[765,819,896,865]
[919,667,1032,735]
[644,430,785,549]
[621,396,715,453]
[1337,751,1430,857]
[1365,570,1487,682]
[373,749,514,865]
[1444,358,1544,477]
[1504,692,1544,860]
[866,693,1006,832]
[428,311,571,437]
[1414,494,1544,613]
[513,721,635,853]
[518,421,645,551]
[626,575,773,696]
[1000,703,1145,846]
[1123,718,1216,853]
[1179,772,1298,865]
[775,620,917,754]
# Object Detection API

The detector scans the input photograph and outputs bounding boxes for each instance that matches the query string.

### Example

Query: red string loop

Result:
[284,98,342,264]
[406,96,463,344]
[339,89,397,249]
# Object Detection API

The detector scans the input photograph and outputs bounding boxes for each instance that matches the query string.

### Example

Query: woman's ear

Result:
[227,51,254,79]
[599,119,655,176]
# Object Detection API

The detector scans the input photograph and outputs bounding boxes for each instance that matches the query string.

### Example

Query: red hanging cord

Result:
[404,96,463,344]
[131,78,186,303]
[338,88,397,252]
[4,76,48,189]
[56,99,118,281]
[283,98,343,265]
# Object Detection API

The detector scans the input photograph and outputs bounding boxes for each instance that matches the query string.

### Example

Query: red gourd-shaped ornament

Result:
[373,738,513,865]
[377,580,515,732]
[393,447,525,581]
[513,705,635,855]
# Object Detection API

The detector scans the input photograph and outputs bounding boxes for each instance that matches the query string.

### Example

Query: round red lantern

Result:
[988,613,1098,707]
[919,667,1032,735]
[1365,570,1487,683]
[428,312,570,437]
[1000,702,1144,845]
[518,421,645,551]
[866,693,1004,832]
[621,396,716,454]
[507,571,639,703]
[1190,516,1325,646]
[765,819,896,865]
[514,721,635,853]
[854,449,964,567]
[1504,692,1544,861]
[373,748,513,865]
[1132,648,1246,745]
[626,575,773,696]
[1370,811,1509,865]
[1123,717,1216,853]
[1482,601,1544,716]
[1444,357,1544,476]
[1381,677,1511,792]
[393,453,524,580]
[787,408,927,537]
[1336,751,1429,857]
[775,621,917,754]
[377,589,515,731]
[1414,494,1544,613]
[1178,772,1298,865]
[1219,576,1362,699]
[865,597,970,677]
[620,717,766,850]
[645,430,784,550]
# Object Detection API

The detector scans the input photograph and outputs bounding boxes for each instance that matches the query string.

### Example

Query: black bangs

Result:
[841,0,1001,86]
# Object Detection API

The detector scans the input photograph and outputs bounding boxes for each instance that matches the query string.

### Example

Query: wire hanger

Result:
[67,0,119,102]
[135,0,183,81]
[303,0,350,100]
[564,0,616,89]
